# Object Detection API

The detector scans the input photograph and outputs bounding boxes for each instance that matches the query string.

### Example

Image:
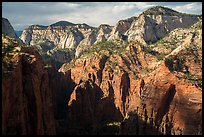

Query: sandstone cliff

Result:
[2,35,56,135]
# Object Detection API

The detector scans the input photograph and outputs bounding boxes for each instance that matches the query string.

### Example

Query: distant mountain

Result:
[142,6,201,16]
[28,24,47,29]
[50,21,76,27]
[15,30,23,37]
[20,5,201,62]
[2,18,18,38]
[2,18,23,43]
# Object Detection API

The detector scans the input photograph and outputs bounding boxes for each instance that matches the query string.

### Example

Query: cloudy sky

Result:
[2,2,202,31]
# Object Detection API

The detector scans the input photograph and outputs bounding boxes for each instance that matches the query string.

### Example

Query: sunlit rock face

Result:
[125,7,200,44]
[20,6,200,62]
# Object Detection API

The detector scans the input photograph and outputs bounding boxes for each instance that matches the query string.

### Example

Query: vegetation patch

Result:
[97,121,121,135]
[144,46,168,60]
[164,55,187,72]
[82,40,129,57]
[44,64,52,69]
[143,6,201,17]
[2,35,21,79]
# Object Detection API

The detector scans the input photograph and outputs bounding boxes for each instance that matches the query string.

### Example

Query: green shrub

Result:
[97,121,121,135]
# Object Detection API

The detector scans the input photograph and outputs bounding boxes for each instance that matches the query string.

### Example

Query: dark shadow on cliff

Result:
[119,111,164,135]
[155,84,176,126]
[47,67,76,134]
[65,79,123,135]
[96,82,124,135]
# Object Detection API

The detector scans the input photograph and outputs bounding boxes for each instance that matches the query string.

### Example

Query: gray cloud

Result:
[2,2,202,30]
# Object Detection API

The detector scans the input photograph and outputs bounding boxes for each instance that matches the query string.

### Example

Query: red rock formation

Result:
[124,61,202,135]
[2,43,56,135]
[60,39,202,135]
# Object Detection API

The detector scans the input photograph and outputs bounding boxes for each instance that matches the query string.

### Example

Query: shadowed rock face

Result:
[2,42,56,134]
[2,36,74,135]
[2,19,63,135]
[67,80,103,132]
[67,79,123,134]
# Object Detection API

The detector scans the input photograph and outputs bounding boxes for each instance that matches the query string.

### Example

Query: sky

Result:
[2,2,202,31]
